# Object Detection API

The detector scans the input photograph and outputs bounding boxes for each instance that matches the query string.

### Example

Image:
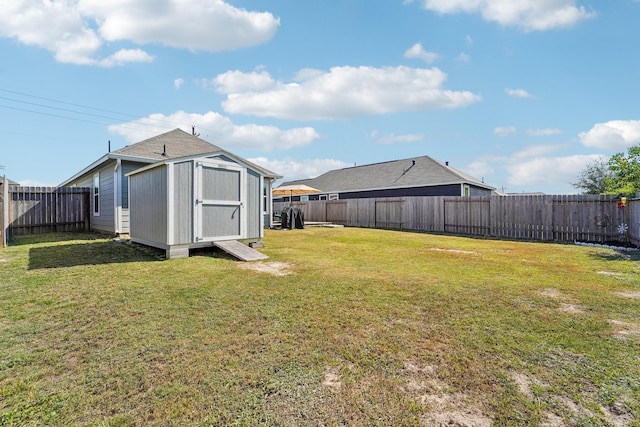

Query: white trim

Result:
[2,179,8,247]
[92,172,100,216]
[114,159,122,233]
[193,159,246,242]
[59,153,158,187]
[166,163,175,245]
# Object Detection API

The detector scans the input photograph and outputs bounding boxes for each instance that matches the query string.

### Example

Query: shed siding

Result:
[121,161,147,209]
[172,161,193,244]
[247,169,260,238]
[129,166,168,244]
[202,167,240,201]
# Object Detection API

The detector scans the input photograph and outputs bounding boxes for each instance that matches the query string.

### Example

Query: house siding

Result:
[300,184,463,201]
[86,162,116,233]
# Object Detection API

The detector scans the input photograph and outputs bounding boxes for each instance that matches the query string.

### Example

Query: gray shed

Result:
[127,152,279,259]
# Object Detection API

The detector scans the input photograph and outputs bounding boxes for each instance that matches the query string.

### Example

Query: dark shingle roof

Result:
[112,128,223,160]
[281,156,493,192]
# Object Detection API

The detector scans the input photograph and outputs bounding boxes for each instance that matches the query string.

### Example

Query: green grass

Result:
[1,228,639,426]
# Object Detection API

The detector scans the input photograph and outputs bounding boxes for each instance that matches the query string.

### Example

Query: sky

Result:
[1,0,640,194]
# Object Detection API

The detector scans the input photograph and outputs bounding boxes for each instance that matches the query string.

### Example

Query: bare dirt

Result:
[236,261,293,276]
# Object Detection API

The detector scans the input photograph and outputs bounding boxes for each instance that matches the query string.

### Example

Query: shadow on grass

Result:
[28,240,162,269]
[10,232,107,247]
[589,250,640,262]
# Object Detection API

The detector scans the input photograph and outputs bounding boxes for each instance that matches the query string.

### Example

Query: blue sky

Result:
[1,0,639,194]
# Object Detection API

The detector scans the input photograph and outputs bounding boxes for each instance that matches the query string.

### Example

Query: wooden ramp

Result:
[214,240,268,262]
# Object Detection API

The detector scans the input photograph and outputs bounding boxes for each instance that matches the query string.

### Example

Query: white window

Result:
[329,194,339,201]
[93,172,100,216]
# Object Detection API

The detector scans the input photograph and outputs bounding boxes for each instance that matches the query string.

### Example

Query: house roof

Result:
[279,156,494,193]
[111,128,224,161]
[0,177,18,186]
[61,128,281,185]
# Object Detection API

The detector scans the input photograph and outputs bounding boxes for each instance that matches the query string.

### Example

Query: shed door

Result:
[194,160,246,242]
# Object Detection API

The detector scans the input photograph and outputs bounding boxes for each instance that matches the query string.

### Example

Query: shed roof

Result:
[279,156,494,193]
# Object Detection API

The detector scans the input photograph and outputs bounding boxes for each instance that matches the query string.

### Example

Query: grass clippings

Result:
[1,229,639,426]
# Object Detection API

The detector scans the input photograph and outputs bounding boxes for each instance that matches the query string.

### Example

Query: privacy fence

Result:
[0,186,91,242]
[275,195,640,246]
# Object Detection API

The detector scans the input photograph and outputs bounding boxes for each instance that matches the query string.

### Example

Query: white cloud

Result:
[494,126,517,137]
[0,0,279,66]
[456,52,471,63]
[465,160,495,179]
[216,66,481,120]
[526,128,562,136]
[97,49,154,68]
[213,70,277,93]
[174,78,185,89]
[420,0,595,31]
[579,120,640,150]
[370,131,424,144]
[108,111,319,151]
[506,153,604,189]
[249,157,352,183]
[505,88,533,98]
[404,43,439,63]
[465,34,474,46]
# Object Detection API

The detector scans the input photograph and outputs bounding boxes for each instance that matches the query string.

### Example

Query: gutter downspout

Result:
[114,159,122,234]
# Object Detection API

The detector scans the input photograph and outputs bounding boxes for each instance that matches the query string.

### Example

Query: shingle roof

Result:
[280,156,494,192]
[112,128,223,160]
[60,128,281,186]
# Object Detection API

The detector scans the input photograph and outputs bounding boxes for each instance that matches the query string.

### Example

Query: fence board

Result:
[8,186,91,237]
[275,194,632,245]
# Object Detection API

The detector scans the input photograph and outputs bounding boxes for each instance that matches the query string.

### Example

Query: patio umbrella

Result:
[272,184,321,196]
[272,184,321,206]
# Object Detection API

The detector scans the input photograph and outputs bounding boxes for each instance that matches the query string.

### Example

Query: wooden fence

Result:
[275,195,639,246]
[3,186,91,238]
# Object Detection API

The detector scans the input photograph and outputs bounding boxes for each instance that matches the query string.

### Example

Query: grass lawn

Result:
[1,228,639,426]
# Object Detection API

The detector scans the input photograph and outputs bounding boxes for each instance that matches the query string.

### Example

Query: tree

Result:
[608,145,640,196]
[572,158,613,194]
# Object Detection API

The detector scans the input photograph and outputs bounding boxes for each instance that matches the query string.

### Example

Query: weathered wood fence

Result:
[2,186,91,239]
[275,195,639,246]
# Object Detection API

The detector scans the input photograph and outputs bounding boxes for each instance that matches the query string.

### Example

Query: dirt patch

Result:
[609,319,640,338]
[511,373,535,399]
[540,288,562,298]
[598,270,623,277]
[616,291,640,299]
[559,303,584,314]
[428,248,480,255]
[601,400,636,427]
[321,368,341,391]
[401,362,493,427]
[236,261,293,276]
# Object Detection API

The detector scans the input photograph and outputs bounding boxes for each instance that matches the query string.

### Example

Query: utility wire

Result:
[0,87,216,136]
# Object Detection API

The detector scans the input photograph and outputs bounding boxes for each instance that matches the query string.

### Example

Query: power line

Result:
[0,87,215,136]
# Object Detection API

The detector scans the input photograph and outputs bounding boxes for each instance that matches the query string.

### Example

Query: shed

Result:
[127,151,277,259]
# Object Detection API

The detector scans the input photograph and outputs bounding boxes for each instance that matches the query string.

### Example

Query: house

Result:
[275,155,494,202]
[61,129,281,253]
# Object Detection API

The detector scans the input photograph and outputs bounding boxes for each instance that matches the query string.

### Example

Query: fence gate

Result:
[326,202,348,225]
[375,200,404,229]
[443,198,490,236]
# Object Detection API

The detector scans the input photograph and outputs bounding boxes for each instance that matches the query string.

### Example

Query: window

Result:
[329,194,339,201]
[93,172,100,216]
